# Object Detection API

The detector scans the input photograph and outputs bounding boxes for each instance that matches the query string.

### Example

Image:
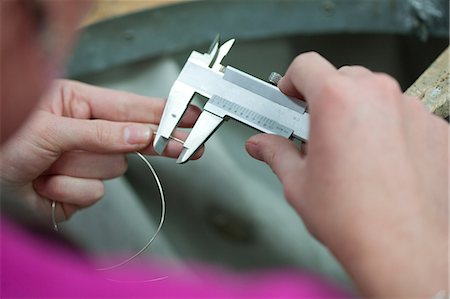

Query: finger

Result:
[245,134,305,187]
[141,130,204,160]
[49,200,79,223]
[43,113,153,153]
[338,65,372,77]
[34,175,104,207]
[46,152,127,179]
[277,77,304,100]
[300,142,308,157]
[278,52,337,105]
[179,104,202,128]
[42,113,204,158]
[48,80,201,127]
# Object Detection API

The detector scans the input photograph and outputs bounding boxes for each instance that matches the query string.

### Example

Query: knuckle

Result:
[319,75,350,103]
[115,155,128,176]
[59,80,77,104]
[357,66,371,73]
[112,99,127,121]
[94,122,111,145]
[354,65,369,72]
[50,79,67,93]
[339,65,370,74]
[372,74,403,110]
[338,65,351,72]
[321,75,341,93]
[30,113,61,151]
[293,51,321,67]
[374,73,401,94]
[302,51,322,60]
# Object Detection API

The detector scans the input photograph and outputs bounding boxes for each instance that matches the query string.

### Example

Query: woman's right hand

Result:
[246,52,448,298]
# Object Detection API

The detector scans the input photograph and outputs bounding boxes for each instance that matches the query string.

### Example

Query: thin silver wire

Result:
[51,152,166,272]
[97,152,166,271]
[50,132,181,233]
[51,201,58,232]
[168,135,184,144]
[106,276,169,283]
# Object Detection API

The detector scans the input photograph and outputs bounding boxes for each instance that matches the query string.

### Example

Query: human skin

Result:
[246,52,449,298]
[1,0,90,143]
[0,1,202,221]
[1,1,448,297]
[0,80,202,221]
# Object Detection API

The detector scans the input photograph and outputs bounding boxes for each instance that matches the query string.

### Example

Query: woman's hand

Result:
[246,53,448,297]
[0,79,202,222]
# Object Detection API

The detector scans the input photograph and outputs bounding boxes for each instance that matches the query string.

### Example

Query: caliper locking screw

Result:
[268,72,282,86]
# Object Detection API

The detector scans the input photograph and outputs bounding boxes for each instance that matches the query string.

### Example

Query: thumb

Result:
[49,116,153,153]
[245,134,305,187]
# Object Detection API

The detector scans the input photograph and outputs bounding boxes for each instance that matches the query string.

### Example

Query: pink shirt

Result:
[1,218,350,298]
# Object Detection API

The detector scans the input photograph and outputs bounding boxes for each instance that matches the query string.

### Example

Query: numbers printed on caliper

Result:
[207,96,293,138]
[154,37,308,163]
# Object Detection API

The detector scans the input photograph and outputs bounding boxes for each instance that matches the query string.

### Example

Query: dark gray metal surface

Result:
[67,0,449,78]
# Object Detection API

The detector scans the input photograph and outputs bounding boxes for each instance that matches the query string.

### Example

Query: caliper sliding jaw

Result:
[153,37,310,164]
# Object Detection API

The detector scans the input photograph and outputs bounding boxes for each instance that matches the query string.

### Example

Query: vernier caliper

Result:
[154,37,310,163]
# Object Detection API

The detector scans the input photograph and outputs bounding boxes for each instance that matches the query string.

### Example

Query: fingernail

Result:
[124,125,151,145]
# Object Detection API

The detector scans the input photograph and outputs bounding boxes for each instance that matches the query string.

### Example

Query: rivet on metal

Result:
[268,72,283,86]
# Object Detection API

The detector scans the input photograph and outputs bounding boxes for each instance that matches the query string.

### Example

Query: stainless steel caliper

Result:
[153,37,310,163]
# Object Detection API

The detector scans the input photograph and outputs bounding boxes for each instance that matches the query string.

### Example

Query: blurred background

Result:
[59,0,449,291]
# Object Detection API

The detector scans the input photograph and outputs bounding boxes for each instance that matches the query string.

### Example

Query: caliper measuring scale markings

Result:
[154,38,310,163]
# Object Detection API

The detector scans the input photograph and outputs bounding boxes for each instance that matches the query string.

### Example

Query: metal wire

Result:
[51,152,166,272]
[97,152,166,271]
[51,201,58,232]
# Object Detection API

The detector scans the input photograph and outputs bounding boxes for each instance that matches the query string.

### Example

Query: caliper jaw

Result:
[153,36,234,155]
[153,81,196,154]
[154,37,309,163]
[177,108,223,164]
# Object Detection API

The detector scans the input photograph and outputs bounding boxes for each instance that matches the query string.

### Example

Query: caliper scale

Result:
[154,37,310,163]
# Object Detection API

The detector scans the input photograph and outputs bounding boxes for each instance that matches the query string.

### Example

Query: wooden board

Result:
[81,0,185,27]
[405,47,449,118]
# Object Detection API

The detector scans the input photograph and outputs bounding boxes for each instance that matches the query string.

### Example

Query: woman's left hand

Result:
[0,79,202,222]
